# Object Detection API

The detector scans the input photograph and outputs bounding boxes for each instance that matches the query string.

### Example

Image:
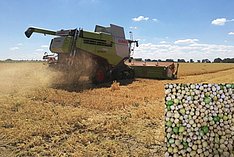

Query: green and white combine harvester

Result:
[25,24,179,84]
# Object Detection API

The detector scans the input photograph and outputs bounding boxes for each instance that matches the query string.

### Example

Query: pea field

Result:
[0,62,234,157]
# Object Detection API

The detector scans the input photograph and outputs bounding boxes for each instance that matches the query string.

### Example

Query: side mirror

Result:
[136,41,139,47]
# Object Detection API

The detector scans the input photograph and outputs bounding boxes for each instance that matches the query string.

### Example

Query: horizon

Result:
[1,57,233,63]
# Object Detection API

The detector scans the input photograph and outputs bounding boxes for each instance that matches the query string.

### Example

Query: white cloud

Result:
[211,18,234,26]
[152,18,159,22]
[17,43,23,46]
[174,39,199,45]
[228,32,234,35]
[211,18,227,26]
[9,43,23,51]
[130,26,138,30]
[41,45,49,48]
[10,47,19,51]
[133,42,234,61]
[35,48,44,51]
[132,16,149,22]
[159,41,167,44]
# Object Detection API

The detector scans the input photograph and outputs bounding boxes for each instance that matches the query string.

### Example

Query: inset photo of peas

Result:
[165,84,234,157]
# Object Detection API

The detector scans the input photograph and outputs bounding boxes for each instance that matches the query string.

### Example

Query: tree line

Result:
[140,58,234,63]
[0,59,43,62]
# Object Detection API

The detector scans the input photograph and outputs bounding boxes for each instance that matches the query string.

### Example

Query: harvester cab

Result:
[25,24,178,84]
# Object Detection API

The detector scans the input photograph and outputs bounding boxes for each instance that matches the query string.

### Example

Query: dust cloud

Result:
[0,62,56,95]
[52,53,97,91]
[0,54,101,95]
[0,56,95,95]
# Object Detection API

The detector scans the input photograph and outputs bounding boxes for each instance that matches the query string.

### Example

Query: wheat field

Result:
[0,62,233,157]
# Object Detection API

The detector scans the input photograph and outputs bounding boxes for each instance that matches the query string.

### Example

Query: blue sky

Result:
[0,0,234,61]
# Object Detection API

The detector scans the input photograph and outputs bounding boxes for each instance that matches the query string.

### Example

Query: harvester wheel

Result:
[93,66,106,84]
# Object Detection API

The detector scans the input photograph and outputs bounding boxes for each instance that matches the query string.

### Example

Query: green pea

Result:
[179,126,185,133]
[179,108,186,115]
[182,141,188,149]
[204,97,211,104]
[201,126,209,134]
[166,120,172,127]
[166,100,173,106]
[213,116,220,122]
[173,127,179,134]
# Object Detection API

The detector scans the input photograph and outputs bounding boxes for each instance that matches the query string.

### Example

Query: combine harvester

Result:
[25,24,179,84]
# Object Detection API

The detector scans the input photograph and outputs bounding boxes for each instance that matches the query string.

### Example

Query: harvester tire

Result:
[93,66,106,84]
